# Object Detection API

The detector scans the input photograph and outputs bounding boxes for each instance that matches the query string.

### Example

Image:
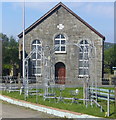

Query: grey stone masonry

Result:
[18,3,105,85]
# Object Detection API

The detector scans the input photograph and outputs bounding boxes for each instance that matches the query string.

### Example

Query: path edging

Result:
[0,94,99,118]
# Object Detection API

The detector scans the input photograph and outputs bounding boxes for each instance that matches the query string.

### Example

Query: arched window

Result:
[54,34,66,53]
[31,39,42,76]
[79,40,89,76]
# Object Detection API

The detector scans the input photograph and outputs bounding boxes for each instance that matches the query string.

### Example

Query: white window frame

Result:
[79,40,89,77]
[32,40,42,76]
[54,34,66,53]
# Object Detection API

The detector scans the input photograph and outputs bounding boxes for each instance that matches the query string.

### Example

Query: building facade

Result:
[18,2,105,85]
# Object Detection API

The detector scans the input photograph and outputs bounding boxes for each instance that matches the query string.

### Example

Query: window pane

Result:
[55,34,60,38]
[79,69,84,75]
[55,46,60,51]
[79,68,89,75]
[32,61,36,67]
[37,68,41,74]
[82,46,88,52]
[55,40,60,45]
[32,45,36,50]
[37,60,41,66]
[85,46,89,52]
[32,40,36,44]
[79,61,83,67]
[32,68,36,74]
[61,34,65,38]
[61,46,65,51]
[79,53,88,60]
[79,61,89,67]
[32,40,41,44]
[80,40,89,44]
[85,40,89,44]
[56,47,60,51]
[84,53,88,60]
[84,69,89,75]
[37,54,41,59]
[61,40,65,44]
[32,53,36,59]
[80,41,83,44]
[79,53,83,59]
[32,68,41,75]
[36,40,41,44]
[85,61,89,67]
[37,45,41,51]
[80,46,84,52]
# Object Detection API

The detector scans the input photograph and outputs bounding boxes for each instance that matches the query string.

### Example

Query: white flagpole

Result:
[23,0,25,86]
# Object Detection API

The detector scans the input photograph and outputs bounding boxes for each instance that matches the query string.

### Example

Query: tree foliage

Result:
[104,44,116,74]
[0,33,19,75]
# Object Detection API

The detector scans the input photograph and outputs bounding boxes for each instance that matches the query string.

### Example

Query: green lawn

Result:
[1,87,116,118]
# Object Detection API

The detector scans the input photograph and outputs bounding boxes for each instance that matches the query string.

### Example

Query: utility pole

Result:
[23,0,25,84]
[22,0,26,100]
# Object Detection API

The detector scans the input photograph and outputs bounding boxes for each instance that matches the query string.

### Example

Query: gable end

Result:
[18,2,105,40]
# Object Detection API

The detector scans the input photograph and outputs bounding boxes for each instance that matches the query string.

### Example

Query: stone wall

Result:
[19,6,104,85]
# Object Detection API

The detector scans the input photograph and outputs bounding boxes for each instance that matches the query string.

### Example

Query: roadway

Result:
[0,101,57,118]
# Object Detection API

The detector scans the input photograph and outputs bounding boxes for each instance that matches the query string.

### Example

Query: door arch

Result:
[55,62,66,84]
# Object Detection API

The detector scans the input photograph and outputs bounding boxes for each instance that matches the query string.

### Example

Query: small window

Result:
[54,34,66,53]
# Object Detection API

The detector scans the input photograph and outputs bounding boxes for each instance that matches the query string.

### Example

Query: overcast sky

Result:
[1,1,114,43]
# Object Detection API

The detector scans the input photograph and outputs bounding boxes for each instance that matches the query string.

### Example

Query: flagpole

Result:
[23,0,25,86]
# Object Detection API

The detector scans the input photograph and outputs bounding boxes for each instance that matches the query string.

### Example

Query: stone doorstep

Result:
[0,95,99,118]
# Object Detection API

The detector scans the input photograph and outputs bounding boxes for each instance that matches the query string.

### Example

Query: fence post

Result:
[107,89,110,117]
[111,75,116,117]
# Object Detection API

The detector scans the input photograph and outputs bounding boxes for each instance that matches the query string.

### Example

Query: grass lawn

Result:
[1,87,116,118]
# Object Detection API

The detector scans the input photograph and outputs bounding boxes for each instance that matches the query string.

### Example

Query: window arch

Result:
[54,34,66,53]
[31,39,42,76]
[79,40,89,76]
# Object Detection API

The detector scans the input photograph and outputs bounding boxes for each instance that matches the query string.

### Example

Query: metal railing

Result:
[89,87,115,117]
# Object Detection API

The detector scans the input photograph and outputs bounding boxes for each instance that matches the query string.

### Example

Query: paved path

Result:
[0,101,56,118]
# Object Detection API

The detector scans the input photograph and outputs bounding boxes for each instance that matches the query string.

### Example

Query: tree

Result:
[0,33,19,76]
[104,44,116,74]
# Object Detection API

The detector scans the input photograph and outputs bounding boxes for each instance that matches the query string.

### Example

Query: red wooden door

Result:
[58,67,65,84]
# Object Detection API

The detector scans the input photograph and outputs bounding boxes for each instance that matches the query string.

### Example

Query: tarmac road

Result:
[0,101,57,118]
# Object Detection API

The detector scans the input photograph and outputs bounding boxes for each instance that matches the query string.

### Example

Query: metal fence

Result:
[0,76,115,117]
[0,76,114,89]
[89,87,115,117]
